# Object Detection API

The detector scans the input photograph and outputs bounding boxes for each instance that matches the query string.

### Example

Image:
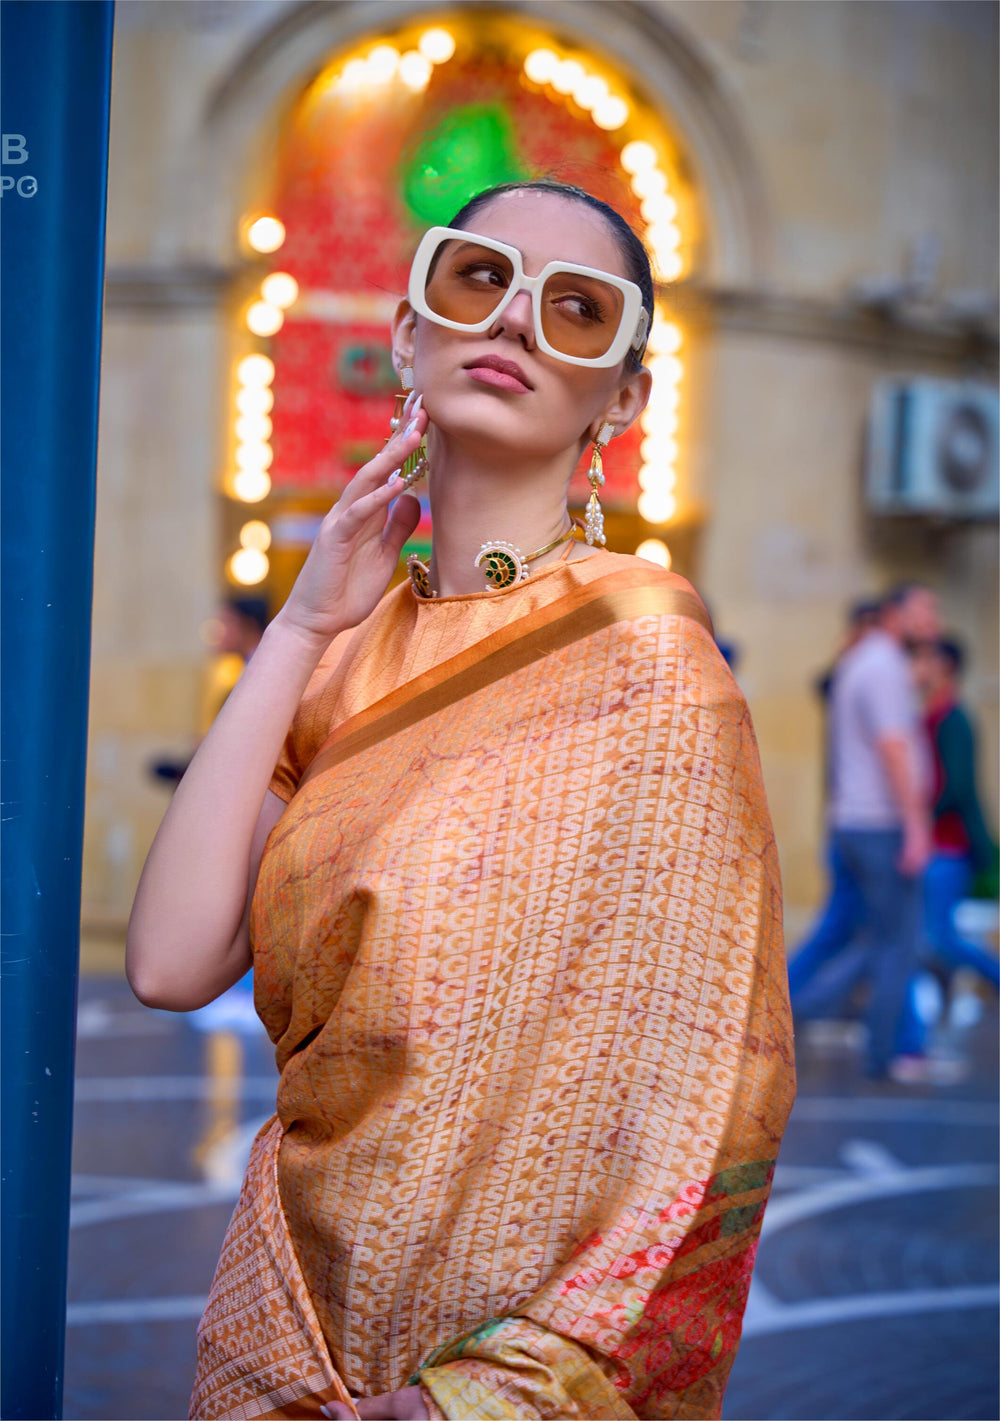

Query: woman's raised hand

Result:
[274,402,427,647]
[321,1387,430,1419]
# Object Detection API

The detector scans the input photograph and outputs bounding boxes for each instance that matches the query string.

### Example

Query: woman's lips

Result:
[463,357,533,393]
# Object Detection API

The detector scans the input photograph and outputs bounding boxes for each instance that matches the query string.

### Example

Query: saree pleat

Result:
[190,552,795,1419]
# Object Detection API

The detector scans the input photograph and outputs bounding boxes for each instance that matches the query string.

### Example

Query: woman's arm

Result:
[126,411,425,1011]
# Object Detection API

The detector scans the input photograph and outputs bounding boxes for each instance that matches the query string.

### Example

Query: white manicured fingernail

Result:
[402,389,416,418]
[411,393,423,415]
[404,416,419,436]
[388,469,401,483]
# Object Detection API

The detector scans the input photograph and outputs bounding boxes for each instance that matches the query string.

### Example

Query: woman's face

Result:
[393,191,650,464]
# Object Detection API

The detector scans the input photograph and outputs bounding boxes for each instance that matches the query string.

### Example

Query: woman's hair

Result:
[447,179,654,372]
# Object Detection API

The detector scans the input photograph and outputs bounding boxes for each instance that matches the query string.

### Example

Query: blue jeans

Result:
[792,828,922,1078]
[788,837,863,999]
[896,853,1000,1055]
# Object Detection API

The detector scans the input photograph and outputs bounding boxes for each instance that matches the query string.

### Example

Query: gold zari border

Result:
[300,570,713,787]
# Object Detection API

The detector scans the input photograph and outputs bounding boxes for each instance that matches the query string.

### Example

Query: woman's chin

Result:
[430,406,569,460]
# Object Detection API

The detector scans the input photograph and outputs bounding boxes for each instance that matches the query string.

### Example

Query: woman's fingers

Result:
[382,491,421,559]
[338,411,427,509]
[334,475,407,542]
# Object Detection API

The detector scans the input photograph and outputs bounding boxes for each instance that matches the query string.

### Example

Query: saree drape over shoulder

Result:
[191,551,795,1421]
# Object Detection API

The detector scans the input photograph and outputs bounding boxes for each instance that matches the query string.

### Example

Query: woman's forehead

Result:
[460,191,627,278]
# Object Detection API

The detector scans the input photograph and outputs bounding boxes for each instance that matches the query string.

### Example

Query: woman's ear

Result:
[586,365,652,443]
[391,300,417,374]
[603,365,652,438]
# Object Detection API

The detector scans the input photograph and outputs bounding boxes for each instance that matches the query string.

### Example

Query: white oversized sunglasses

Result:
[408,226,650,369]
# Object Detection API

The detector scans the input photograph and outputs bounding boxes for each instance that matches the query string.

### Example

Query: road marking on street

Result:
[200,1113,273,1186]
[838,1138,904,1174]
[743,1283,999,1338]
[76,1000,172,1038]
[74,1075,278,1102]
[791,1097,998,1126]
[66,1296,209,1326]
[70,1180,239,1228]
[762,1159,997,1237]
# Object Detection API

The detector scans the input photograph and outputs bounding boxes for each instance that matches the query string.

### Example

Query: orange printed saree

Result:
[190,551,795,1420]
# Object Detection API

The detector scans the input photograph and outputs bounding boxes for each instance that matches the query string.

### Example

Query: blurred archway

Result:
[216,9,712,607]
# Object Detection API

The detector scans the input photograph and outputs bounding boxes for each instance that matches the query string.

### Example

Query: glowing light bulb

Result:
[647,223,681,256]
[418,28,455,64]
[399,50,433,90]
[339,57,368,90]
[235,413,273,443]
[367,44,399,81]
[636,538,672,569]
[228,548,269,585]
[631,168,668,201]
[638,488,677,524]
[239,519,272,552]
[523,47,559,84]
[641,410,678,441]
[662,385,682,410]
[646,320,683,355]
[232,468,271,503]
[236,440,274,472]
[246,215,285,254]
[638,467,678,495]
[641,193,679,226]
[572,73,609,110]
[261,272,299,309]
[246,300,284,337]
[642,401,680,436]
[551,59,585,95]
[648,354,684,385]
[236,385,274,415]
[620,140,658,174]
[640,438,679,468]
[592,95,629,131]
[237,354,275,387]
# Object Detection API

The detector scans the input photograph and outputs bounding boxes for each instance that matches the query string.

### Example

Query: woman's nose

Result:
[488,289,535,348]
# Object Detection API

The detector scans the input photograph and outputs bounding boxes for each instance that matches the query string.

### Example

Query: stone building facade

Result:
[85,0,999,936]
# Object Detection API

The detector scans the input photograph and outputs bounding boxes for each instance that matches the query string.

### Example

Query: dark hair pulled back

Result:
[447,179,654,372]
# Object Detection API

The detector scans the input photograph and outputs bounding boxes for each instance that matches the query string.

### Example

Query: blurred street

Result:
[65,962,998,1421]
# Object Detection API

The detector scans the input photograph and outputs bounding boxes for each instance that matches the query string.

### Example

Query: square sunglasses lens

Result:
[424,240,514,326]
[540,271,625,359]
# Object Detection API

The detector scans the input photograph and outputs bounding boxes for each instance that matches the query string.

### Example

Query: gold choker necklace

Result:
[408,522,580,598]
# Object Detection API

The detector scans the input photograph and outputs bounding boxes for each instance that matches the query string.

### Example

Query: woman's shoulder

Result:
[567,547,709,619]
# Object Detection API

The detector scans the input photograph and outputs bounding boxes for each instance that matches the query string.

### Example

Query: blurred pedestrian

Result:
[151,596,270,786]
[917,636,1000,912]
[787,599,881,1001]
[792,584,940,1078]
[893,636,1000,1077]
[200,595,270,730]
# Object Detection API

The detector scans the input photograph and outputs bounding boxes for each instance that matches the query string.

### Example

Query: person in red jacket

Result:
[892,636,999,1078]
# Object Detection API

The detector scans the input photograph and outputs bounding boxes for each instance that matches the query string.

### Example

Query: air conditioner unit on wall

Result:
[865,377,999,519]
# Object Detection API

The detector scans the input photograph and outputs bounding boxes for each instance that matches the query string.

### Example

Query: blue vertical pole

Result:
[0,3,114,1416]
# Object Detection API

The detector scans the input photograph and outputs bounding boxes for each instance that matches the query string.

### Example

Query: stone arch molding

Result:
[196,0,772,288]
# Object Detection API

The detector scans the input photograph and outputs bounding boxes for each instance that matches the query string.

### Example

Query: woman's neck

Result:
[424,435,582,597]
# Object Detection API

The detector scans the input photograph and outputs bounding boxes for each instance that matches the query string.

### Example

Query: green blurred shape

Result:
[401,535,433,562]
[401,104,526,226]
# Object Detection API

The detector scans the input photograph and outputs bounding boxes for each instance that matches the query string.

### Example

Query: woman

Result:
[128,181,794,1421]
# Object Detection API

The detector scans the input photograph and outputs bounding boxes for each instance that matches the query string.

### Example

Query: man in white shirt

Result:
[793,584,940,1078]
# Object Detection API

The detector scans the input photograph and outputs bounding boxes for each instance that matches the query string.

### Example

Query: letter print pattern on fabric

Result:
[241,607,793,1414]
